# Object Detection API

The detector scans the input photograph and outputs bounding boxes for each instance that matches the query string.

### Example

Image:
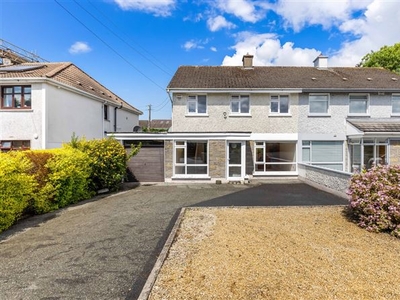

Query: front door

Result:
[227,141,245,180]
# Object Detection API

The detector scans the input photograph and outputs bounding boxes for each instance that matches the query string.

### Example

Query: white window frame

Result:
[173,140,209,178]
[302,140,344,171]
[391,94,400,116]
[348,93,369,116]
[270,95,290,115]
[309,93,330,116]
[254,141,297,175]
[186,95,207,115]
[230,95,250,115]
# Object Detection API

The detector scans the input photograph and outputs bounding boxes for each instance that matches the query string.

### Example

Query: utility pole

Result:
[148,104,152,129]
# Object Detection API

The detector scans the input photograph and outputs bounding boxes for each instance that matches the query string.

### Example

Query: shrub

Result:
[0,152,36,232]
[347,164,400,237]
[65,137,140,192]
[29,149,93,214]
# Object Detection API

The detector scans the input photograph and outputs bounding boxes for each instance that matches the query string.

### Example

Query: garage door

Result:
[126,145,164,182]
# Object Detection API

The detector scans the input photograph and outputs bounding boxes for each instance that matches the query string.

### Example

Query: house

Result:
[111,54,400,185]
[139,119,171,131]
[0,62,142,151]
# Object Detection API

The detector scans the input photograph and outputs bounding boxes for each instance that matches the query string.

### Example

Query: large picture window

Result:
[309,94,329,114]
[231,95,249,114]
[1,86,31,109]
[302,141,343,171]
[270,95,289,114]
[187,95,207,114]
[175,141,208,176]
[255,142,296,172]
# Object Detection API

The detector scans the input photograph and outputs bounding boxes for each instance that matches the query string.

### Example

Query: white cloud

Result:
[183,40,208,51]
[222,32,320,66]
[210,46,217,52]
[207,15,236,32]
[69,42,92,54]
[275,0,373,32]
[222,1,400,68]
[113,0,175,16]
[330,0,400,66]
[214,0,268,23]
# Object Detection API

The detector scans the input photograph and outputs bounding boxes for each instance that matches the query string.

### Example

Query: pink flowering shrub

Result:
[347,164,400,238]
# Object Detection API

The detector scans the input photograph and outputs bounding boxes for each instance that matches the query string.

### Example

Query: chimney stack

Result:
[242,53,254,68]
[313,55,328,68]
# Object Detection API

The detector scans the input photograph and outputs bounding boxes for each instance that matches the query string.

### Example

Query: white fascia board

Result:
[346,121,364,137]
[109,132,252,141]
[167,88,302,94]
[251,133,298,141]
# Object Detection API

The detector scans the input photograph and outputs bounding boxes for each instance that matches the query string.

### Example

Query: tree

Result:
[359,43,400,74]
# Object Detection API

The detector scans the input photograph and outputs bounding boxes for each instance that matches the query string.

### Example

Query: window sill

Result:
[269,113,292,117]
[347,114,370,118]
[185,114,209,117]
[229,113,252,117]
[172,175,211,180]
[308,114,331,117]
[0,109,33,112]
[391,114,400,118]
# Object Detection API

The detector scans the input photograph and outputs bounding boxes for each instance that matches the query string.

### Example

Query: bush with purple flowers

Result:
[347,164,400,238]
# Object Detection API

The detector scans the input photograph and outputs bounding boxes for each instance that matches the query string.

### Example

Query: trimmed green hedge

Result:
[0,152,36,232]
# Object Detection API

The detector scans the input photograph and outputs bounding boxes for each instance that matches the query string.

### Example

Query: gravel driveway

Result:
[0,181,347,299]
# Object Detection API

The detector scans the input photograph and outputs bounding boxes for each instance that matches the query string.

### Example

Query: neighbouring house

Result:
[111,54,400,185]
[0,62,142,151]
[139,119,171,131]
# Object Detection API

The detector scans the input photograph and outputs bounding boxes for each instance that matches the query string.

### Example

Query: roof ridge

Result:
[45,62,72,78]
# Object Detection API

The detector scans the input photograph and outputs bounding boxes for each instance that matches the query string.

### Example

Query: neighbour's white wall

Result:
[171,93,299,133]
[115,108,139,132]
[0,83,44,149]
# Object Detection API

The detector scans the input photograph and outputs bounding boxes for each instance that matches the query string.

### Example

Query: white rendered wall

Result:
[171,93,299,133]
[0,83,44,149]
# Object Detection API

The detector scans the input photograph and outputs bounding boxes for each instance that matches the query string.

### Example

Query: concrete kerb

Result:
[137,207,187,300]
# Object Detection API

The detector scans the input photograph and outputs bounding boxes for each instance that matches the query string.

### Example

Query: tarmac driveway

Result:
[0,180,348,300]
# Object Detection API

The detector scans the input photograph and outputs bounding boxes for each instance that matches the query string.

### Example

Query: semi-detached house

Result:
[112,54,400,185]
[0,62,142,151]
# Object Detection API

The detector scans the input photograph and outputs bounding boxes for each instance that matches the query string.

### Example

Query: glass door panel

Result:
[228,142,243,178]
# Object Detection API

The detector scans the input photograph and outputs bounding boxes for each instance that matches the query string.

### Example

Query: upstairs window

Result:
[392,94,400,114]
[187,95,207,114]
[104,104,109,120]
[349,94,369,115]
[1,86,31,109]
[309,94,329,115]
[231,95,249,114]
[270,95,289,114]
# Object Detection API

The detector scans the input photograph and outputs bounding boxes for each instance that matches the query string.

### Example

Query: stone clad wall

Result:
[209,140,226,179]
[298,163,351,199]
[390,140,400,165]
[164,140,173,179]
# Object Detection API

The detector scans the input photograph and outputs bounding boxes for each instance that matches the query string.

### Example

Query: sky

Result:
[1,0,400,121]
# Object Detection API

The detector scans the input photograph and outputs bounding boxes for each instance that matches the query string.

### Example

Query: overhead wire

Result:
[54,0,166,92]
[74,0,173,76]
[86,0,174,75]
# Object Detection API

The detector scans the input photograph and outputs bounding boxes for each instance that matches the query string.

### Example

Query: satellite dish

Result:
[133,126,142,132]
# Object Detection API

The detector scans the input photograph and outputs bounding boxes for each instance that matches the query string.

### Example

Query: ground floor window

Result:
[0,140,30,152]
[174,140,208,176]
[349,138,387,172]
[302,141,343,171]
[255,142,296,172]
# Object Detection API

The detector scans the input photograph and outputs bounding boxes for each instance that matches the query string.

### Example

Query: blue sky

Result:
[1,0,400,120]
